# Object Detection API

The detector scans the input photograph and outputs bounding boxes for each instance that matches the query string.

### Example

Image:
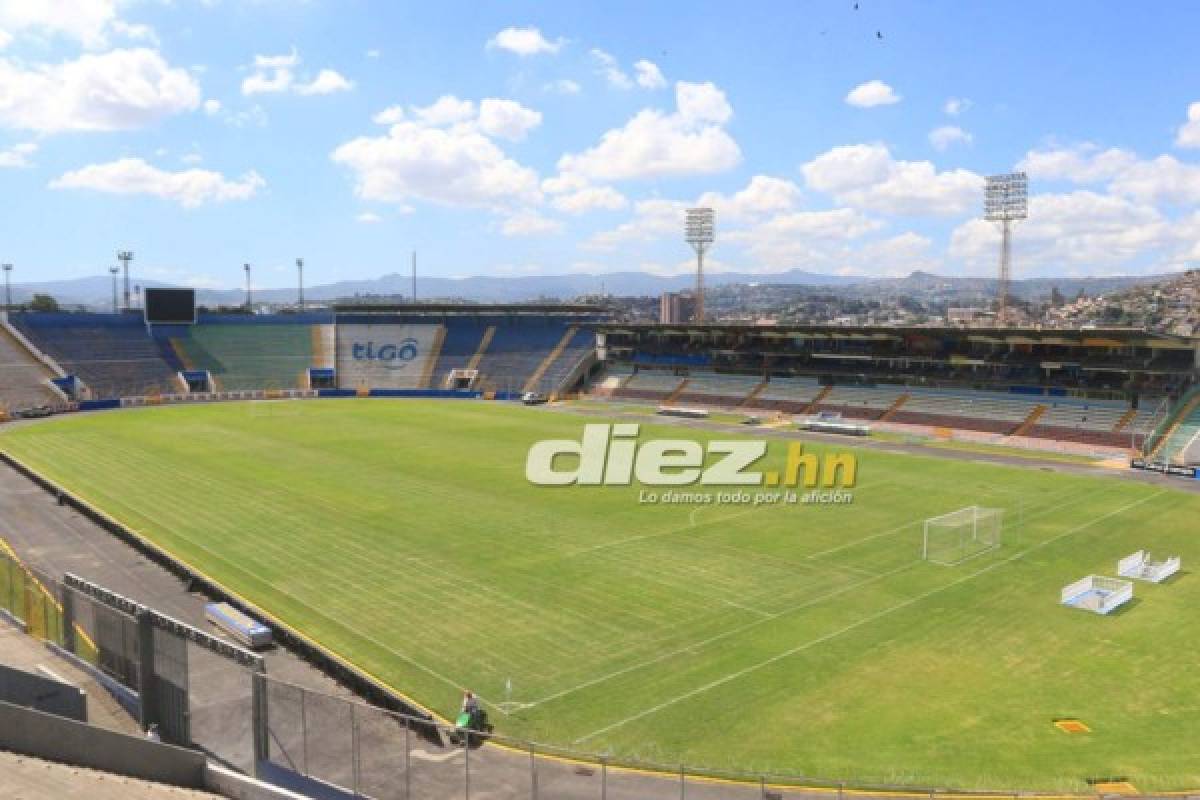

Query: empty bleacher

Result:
[474,320,578,394]
[1156,402,1200,465]
[744,376,822,413]
[173,321,315,391]
[674,373,761,407]
[12,313,178,399]
[533,327,595,395]
[813,385,907,420]
[612,370,685,402]
[0,322,63,411]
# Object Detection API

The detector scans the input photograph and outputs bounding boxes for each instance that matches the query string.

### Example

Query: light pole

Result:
[2,263,11,314]
[685,207,715,323]
[296,258,304,308]
[984,173,1028,325]
[109,266,120,313]
[117,250,133,310]
[244,263,253,310]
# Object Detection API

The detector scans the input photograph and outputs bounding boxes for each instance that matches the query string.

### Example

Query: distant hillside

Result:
[7,268,1172,309]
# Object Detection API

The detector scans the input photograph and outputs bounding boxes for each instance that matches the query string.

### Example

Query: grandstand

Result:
[171,317,324,391]
[11,313,179,399]
[593,323,1199,452]
[0,320,65,412]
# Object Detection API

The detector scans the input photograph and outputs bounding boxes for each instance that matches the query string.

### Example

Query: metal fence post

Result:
[351,703,360,797]
[601,756,607,800]
[679,764,685,800]
[530,744,537,800]
[300,687,308,776]
[464,731,470,800]
[760,776,766,799]
[404,717,411,800]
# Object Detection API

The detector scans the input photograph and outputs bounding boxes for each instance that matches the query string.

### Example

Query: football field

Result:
[2,400,1198,791]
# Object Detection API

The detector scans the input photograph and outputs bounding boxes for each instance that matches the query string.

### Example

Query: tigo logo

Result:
[352,339,419,370]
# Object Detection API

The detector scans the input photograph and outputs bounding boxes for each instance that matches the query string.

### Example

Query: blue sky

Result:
[3,0,1200,289]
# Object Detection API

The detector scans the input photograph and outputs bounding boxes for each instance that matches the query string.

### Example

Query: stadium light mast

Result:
[984,173,1028,325]
[109,265,119,313]
[117,250,133,311]
[296,258,304,308]
[685,207,715,323]
[2,263,11,314]
[244,263,253,310]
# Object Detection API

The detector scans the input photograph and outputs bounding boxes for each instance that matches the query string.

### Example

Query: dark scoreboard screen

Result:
[144,288,196,324]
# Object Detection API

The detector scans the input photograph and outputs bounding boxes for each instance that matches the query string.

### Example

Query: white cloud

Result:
[555,81,740,182]
[950,190,1173,274]
[241,50,298,95]
[412,95,476,125]
[929,125,972,151]
[180,153,203,165]
[1177,102,1200,149]
[550,184,627,214]
[544,79,581,95]
[634,59,666,90]
[501,210,563,236]
[586,198,686,250]
[331,121,541,209]
[242,51,351,97]
[0,48,200,133]
[365,49,381,59]
[203,98,221,115]
[697,175,802,221]
[0,141,35,167]
[50,158,265,207]
[487,26,564,56]
[295,68,353,96]
[356,211,382,223]
[0,29,11,50]
[0,0,117,48]
[111,19,157,46]
[943,97,971,116]
[802,143,982,216]
[477,98,541,141]
[845,80,901,108]
[1018,144,1200,205]
[372,105,405,125]
[591,49,632,89]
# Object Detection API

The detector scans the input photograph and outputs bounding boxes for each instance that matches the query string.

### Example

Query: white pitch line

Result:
[573,489,1163,745]
[524,486,1095,711]
[410,748,463,763]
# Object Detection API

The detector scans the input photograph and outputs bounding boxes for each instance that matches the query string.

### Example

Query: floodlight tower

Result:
[296,258,304,308]
[685,207,715,323]
[109,265,120,313]
[117,250,133,310]
[2,263,12,314]
[244,263,253,309]
[984,173,1028,325]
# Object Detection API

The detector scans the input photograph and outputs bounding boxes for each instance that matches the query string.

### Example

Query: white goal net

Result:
[922,506,1004,566]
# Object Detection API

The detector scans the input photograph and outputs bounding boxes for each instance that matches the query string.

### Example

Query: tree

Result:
[29,293,59,312]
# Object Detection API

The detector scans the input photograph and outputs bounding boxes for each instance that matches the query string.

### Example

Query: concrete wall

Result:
[0,663,87,722]
[0,699,206,789]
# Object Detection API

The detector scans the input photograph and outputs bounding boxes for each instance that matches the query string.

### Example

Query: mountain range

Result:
[5,268,1169,309]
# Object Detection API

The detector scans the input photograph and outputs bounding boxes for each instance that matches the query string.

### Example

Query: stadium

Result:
[2,294,1200,799]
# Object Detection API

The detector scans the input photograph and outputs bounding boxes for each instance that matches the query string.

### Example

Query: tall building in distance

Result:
[659,292,696,324]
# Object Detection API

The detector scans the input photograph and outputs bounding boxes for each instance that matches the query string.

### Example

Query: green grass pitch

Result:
[3,400,1199,791]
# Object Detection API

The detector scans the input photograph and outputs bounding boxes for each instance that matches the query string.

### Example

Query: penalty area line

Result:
[572,489,1164,745]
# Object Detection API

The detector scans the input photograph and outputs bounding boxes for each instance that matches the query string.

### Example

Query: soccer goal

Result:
[922,506,1004,566]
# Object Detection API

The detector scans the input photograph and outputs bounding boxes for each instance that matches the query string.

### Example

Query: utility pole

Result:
[244,263,252,310]
[411,251,417,303]
[117,250,133,311]
[296,258,304,308]
[109,265,120,313]
[2,263,11,314]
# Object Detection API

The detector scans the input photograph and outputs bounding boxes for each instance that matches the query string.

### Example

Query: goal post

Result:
[922,506,1004,566]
